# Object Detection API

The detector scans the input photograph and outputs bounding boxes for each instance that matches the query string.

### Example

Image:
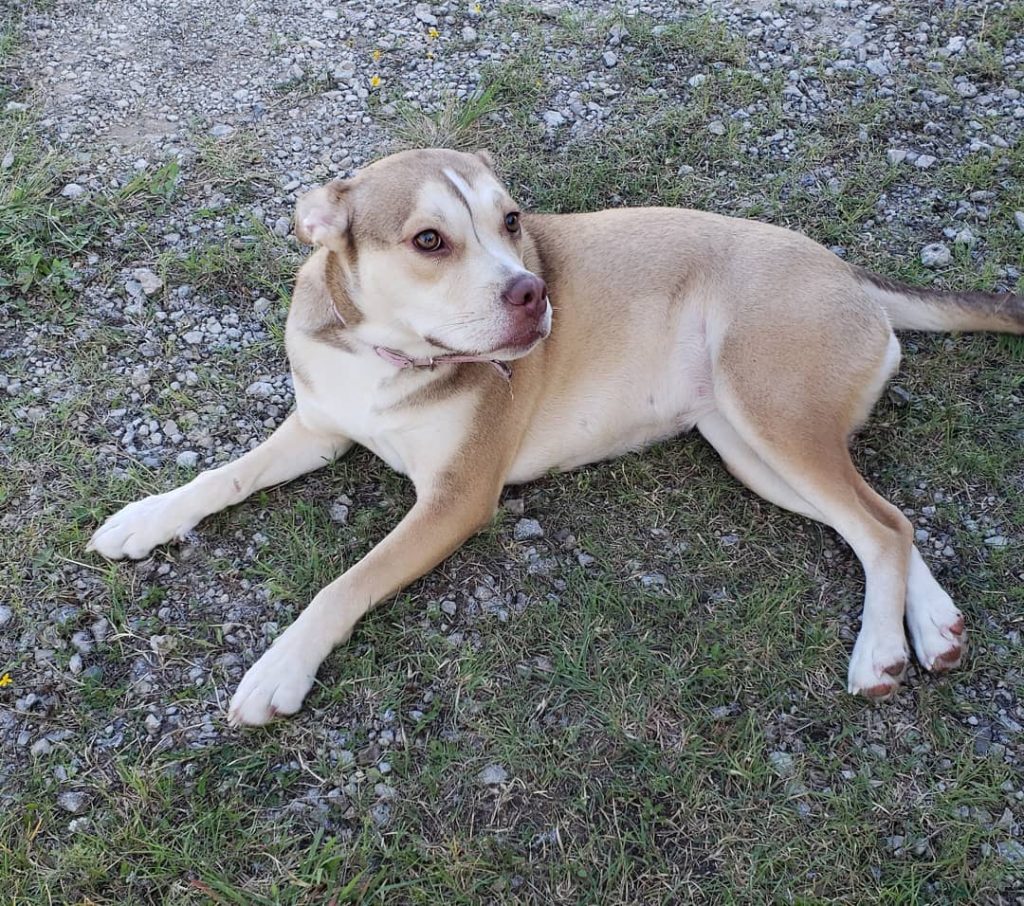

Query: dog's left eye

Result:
[504,212,520,233]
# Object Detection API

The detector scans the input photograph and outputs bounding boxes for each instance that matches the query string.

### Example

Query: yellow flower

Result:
[0,673,12,688]
[473,2,482,12]
[372,49,382,62]
[427,26,439,40]
[370,75,381,88]
[426,50,435,60]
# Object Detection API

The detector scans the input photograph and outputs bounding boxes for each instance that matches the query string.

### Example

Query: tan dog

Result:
[88,149,1023,726]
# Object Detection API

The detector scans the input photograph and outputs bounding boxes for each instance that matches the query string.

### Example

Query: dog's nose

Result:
[502,273,547,319]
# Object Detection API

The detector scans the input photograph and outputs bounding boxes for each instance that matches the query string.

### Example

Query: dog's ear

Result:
[473,149,495,172]
[294,180,351,248]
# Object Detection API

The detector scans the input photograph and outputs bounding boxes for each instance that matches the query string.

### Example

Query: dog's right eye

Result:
[413,230,444,252]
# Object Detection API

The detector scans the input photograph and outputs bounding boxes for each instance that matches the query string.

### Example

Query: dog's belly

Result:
[507,320,715,483]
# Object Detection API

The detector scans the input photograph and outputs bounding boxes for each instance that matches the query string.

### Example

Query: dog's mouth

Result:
[487,298,553,357]
[423,298,552,361]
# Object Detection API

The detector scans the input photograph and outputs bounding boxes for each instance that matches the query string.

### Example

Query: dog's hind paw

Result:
[847,631,909,701]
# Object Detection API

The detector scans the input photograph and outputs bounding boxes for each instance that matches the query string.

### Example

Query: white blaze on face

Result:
[441,167,525,274]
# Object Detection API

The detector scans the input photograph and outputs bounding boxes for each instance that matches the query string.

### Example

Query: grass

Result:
[3,2,1024,903]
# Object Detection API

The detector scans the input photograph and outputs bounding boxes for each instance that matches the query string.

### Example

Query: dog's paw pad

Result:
[908,602,967,675]
[848,635,908,701]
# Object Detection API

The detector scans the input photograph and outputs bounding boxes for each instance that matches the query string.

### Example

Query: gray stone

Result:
[997,840,1024,864]
[886,149,907,165]
[542,110,565,128]
[769,751,795,777]
[920,243,950,267]
[461,26,477,43]
[1014,212,1024,234]
[0,605,12,628]
[209,123,234,138]
[602,50,618,68]
[414,3,437,26]
[246,380,274,399]
[514,518,544,541]
[61,183,86,199]
[176,450,199,468]
[914,154,937,169]
[478,764,508,785]
[57,791,89,814]
[131,268,163,296]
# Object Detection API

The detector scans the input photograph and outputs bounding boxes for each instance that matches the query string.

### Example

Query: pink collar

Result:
[374,345,512,381]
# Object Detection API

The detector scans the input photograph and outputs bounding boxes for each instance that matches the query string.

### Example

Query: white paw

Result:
[847,630,909,701]
[907,590,966,673]
[87,490,199,560]
[228,622,326,727]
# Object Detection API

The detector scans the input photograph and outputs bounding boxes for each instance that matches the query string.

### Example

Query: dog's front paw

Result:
[87,491,198,560]
[228,623,324,727]
[847,631,908,701]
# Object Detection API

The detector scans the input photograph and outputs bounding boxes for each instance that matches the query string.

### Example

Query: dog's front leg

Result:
[89,413,350,560]
[228,470,503,726]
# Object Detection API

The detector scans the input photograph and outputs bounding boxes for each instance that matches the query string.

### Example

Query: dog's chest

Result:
[289,336,472,478]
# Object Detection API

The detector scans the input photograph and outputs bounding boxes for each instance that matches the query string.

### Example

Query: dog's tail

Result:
[854,266,1024,334]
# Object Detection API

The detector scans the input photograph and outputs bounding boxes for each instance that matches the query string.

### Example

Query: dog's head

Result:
[295,148,551,360]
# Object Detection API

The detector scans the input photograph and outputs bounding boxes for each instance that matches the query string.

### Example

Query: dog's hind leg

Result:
[703,305,922,699]
[88,412,351,560]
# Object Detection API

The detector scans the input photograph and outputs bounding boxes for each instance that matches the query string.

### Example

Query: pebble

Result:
[1014,212,1024,235]
[543,110,565,128]
[61,183,86,199]
[914,154,937,169]
[514,518,544,541]
[176,450,199,468]
[414,3,437,26]
[131,268,163,296]
[602,50,618,68]
[478,764,508,785]
[246,380,274,399]
[769,751,795,777]
[920,243,951,267]
[57,791,89,814]
[0,605,12,628]
[997,840,1024,864]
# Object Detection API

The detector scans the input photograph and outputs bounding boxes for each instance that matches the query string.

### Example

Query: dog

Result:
[87,148,1024,726]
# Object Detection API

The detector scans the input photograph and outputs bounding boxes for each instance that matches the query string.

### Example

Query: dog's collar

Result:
[374,345,512,381]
